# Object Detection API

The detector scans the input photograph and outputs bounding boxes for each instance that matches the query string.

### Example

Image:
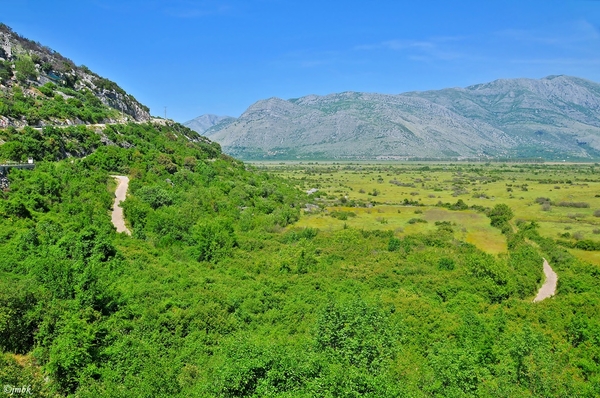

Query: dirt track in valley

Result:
[111,175,131,235]
[533,258,557,302]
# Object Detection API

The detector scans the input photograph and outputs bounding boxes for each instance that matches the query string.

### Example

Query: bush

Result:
[435,221,455,233]
[192,219,237,263]
[330,210,356,221]
[121,196,150,229]
[574,239,600,251]
[136,186,173,209]
[0,61,12,82]
[437,257,455,271]
[0,285,38,354]
[14,55,38,82]
[315,299,395,370]
[450,199,469,210]
[271,206,300,227]
[488,203,513,229]
[388,237,401,252]
[2,199,31,219]
[38,82,56,97]
[283,227,319,243]
[556,201,589,208]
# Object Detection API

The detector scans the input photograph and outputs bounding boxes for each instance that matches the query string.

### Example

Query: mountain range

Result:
[188,75,600,161]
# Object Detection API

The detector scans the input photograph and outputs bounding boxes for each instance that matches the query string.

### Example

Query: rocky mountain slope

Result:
[183,114,234,134]
[0,24,213,163]
[0,23,150,127]
[204,75,600,161]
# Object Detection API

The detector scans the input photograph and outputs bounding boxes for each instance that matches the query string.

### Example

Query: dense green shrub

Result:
[192,218,237,262]
[315,299,396,370]
[330,210,356,220]
[136,186,173,209]
[0,283,38,354]
[574,239,600,251]
[388,236,401,251]
[488,203,514,230]
[438,257,455,270]
[14,55,37,82]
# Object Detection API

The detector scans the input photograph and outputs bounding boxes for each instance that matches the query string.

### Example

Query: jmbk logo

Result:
[3,385,32,395]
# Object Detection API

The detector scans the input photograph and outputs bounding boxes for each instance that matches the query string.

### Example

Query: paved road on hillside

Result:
[111,175,131,235]
[533,258,557,302]
[26,118,166,131]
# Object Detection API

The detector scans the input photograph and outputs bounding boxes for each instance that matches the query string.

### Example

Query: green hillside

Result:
[1,25,599,397]
[0,23,150,128]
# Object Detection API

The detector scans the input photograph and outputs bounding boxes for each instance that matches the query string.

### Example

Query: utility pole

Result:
[164,106,167,120]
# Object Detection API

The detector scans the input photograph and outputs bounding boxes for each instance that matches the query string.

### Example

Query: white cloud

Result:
[497,19,600,47]
[355,36,466,62]
[509,57,600,66]
[162,0,235,18]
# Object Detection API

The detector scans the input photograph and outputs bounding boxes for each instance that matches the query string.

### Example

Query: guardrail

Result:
[0,162,36,173]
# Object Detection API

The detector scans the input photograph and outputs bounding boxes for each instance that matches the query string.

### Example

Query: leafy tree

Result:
[2,197,32,218]
[0,60,12,82]
[136,186,173,209]
[0,283,38,353]
[46,312,98,394]
[488,203,514,228]
[192,218,237,262]
[388,236,401,251]
[14,55,38,82]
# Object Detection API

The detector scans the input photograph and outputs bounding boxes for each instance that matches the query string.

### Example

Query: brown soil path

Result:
[110,175,131,235]
[533,258,557,302]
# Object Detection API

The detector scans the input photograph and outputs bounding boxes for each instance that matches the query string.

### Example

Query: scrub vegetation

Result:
[2,135,600,396]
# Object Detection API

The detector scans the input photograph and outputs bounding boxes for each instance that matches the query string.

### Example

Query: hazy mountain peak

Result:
[183,114,234,134]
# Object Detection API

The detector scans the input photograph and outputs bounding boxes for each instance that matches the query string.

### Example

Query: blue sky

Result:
[3,1,599,122]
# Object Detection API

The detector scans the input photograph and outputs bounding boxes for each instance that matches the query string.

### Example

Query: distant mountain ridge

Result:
[183,114,234,134]
[202,75,600,161]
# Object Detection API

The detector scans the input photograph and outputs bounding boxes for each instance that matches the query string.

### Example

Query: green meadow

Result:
[259,162,600,264]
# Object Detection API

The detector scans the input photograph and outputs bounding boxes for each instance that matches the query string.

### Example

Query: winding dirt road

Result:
[111,175,131,235]
[533,258,557,302]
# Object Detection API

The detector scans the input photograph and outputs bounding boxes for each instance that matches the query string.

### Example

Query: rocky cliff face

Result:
[205,76,600,160]
[0,24,150,125]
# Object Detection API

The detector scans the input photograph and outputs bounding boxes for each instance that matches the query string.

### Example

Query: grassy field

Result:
[255,162,600,264]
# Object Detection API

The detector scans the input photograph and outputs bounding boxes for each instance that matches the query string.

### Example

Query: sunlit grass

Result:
[265,161,600,263]
[568,248,600,265]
